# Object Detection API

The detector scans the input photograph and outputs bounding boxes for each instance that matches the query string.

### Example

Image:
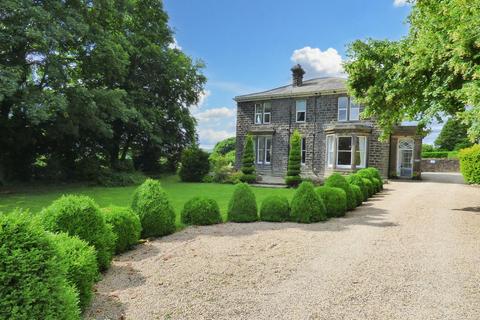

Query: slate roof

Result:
[234,77,347,102]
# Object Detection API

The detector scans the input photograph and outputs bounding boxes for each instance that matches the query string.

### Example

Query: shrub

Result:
[131,179,176,238]
[50,233,98,311]
[324,173,356,211]
[356,169,378,192]
[421,151,449,158]
[96,170,146,187]
[290,181,327,223]
[346,174,368,201]
[364,167,383,189]
[0,212,80,319]
[179,146,210,182]
[315,186,347,218]
[41,195,116,271]
[227,183,258,222]
[458,144,480,184]
[103,206,142,254]
[181,197,222,225]
[372,177,382,192]
[240,135,256,183]
[285,130,302,187]
[362,178,375,197]
[259,195,290,222]
[350,184,363,207]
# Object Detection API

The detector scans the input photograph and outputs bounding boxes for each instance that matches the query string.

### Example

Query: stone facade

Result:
[421,158,460,172]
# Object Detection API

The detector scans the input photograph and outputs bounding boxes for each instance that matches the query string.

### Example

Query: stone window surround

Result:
[326,133,369,171]
[338,96,360,122]
[295,99,306,123]
[254,102,271,124]
[301,137,306,165]
[254,135,272,165]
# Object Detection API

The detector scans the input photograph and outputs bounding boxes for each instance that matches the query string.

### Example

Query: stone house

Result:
[234,65,422,180]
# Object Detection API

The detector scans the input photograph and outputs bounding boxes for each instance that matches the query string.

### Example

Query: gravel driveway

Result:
[85,173,480,320]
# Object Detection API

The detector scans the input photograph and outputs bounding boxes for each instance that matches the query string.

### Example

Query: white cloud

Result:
[168,38,182,50]
[198,128,235,146]
[393,0,410,7]
[194,107,236,122]
[196,90,211,108]
[291,47,345,78]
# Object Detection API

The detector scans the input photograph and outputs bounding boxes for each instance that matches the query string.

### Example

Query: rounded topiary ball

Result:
[372,177,382,192]
[181,197,222,225]
[131,179,176,238]
[41,195,116,270]
[259,195,290,222]
[103,206,142,254]
[316,186,347,218]
[0,212,80,320]
[365,167,383,189]
[346,174,369,201]
[350,184,363,207]
[324,173,356,211]
[227,183,258,222]
[50,233,98,311]
[362,178,375,197]
[290,181,327,223]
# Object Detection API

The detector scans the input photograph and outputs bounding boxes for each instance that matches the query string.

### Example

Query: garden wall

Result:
[421,158,460,172]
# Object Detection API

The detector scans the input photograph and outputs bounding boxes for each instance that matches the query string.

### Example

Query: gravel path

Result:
[85,174,480,320]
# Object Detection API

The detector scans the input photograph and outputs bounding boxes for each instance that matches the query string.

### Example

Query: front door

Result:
[397,138,414,178]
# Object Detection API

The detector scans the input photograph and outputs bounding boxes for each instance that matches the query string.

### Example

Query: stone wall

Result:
[421,158,460,172]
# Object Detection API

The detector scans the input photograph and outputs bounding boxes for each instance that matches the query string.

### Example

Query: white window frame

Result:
[255,136,272,164]
[349,100,360,121]
[337,97,348,122]
[254,103,271,124]
[336,136,353,169]
[254,103,263,124]
[355,136,367,168]
[326,135,335,168]
[301,137,306,165]
[296,100,306,123]
[338,97,361,121]
[263,102,271,124]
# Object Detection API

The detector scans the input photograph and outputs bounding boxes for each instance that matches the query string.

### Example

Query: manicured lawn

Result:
[0,176,295,227]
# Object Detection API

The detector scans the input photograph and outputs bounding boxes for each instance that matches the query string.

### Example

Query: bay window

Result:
[336,137,352,168]
[354,136,367,168]
[254,102,271,124]
[326,135,335,168]
[255,136,272,164]
[332,135,367,169]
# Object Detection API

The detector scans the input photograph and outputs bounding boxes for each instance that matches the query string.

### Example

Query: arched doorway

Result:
[397,138,414,178]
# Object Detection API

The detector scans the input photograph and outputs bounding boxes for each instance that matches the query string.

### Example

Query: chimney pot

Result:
[291,64,305,87]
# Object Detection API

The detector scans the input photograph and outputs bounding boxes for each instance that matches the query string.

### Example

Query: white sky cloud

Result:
[168,38,182,50]
[196,90,210,108]
[393,0,409,7]
[291,47,345,78]
[194,107,236,122]
[198,128,235,146]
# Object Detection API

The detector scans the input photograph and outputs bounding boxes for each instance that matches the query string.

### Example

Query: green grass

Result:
[0,176,295,228]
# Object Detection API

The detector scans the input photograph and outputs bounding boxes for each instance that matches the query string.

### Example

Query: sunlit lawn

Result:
[0,175,295,227]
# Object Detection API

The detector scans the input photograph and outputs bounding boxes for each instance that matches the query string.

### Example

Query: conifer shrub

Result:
[324,173,356,210]
[51,233,98,311]
[0,212,80,319]
[290,181,327,223]
[346,174,369,201]
[179,146,210,182]
[315,186,347,218]
[131,179,176,238]
[459,144,480,184]
[350,184,363,207]
[41,195,116,270]
[103,206,142,254]
[240,135,257,183]
[362,178,375,197]
[227,183,258,222]
[181,197,222,225]
[285,130,302,187]
[259,195,290,222]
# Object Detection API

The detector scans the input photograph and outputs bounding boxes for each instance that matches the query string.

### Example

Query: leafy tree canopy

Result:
[435,118,472,151]
[345,0,479,141]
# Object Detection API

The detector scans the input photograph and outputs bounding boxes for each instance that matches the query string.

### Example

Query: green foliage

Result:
[240,135,256,183]
[103,207,142,254]
[50,233,98,311]
[350,184,363,207]
[209,137,236,167]
[324,173,356,211]
[181,197,222,225]
[458,144,480,184]
[315,186,347,218]
[290,181,327,223]
[96,170,147,187]
[435,118,472,151]
[0,212,80,319]
[0,1,206,182]
[179,147,210,182]
[131,179,176,238]
[346,174,368,201]
[372,178,382,192]
[363,167,383,190]
[422,151,449,158]
[422,144,435,152]
[345,1,480,142]
[41,195,116,270]
[259,195,290,222]
[362,178,375,197]
[286,130,302,187]
[356,169,379,192]
[227,183,258,222]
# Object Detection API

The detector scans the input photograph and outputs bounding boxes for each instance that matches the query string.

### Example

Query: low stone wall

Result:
[421,158,460,172]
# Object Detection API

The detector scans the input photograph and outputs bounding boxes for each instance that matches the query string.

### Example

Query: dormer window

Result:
[296,100,306,122]
[254,102,271,124]
[338,97,360,121]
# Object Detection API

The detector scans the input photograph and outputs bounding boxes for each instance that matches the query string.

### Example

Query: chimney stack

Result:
[291,64,305,87]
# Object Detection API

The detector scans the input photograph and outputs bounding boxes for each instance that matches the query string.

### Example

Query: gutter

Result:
[234,89,348,102]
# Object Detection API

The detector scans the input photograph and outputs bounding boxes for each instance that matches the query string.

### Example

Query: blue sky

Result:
[164,0,439,149]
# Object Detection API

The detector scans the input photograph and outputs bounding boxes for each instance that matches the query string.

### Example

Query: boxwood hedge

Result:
[324,173,356,210]
[181,197,222,225]
[103,206,142,254]
[350,184,363,207]
[227,183,258,222]
[459,144,480,184]
[290,181,327,223]
[259,195,290,222]
[315,186,347,218]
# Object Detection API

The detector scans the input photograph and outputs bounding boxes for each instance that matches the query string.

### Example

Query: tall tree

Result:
[345,0,480,141]
[435,118,472,151]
